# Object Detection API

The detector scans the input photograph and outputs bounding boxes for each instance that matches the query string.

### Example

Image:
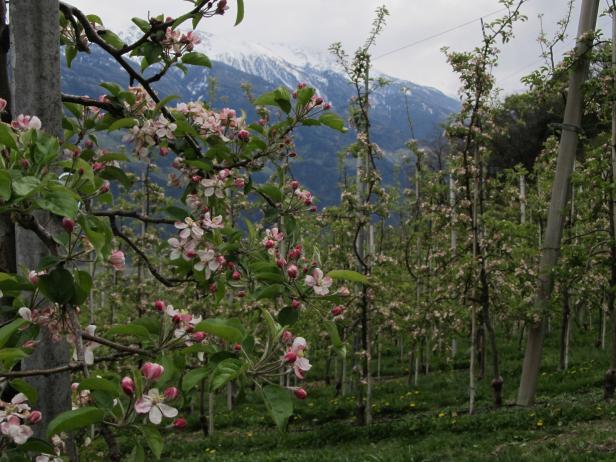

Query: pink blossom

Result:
[293,388,308,400]
[281,330,294,344]
[61,217,75,233]
[11,114,42,130]
[134,388,178,425]
[0,98,6,112]
[175,217,204,241]
[304,268,333,295]
[0,415,33,444]
[108,250,125,271]
[287,264,298,279]
[202,212,224,229]
[331,305,344,317]
[27,410,42,425]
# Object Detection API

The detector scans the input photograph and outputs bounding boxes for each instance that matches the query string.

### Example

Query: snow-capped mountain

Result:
[62,31,459,204]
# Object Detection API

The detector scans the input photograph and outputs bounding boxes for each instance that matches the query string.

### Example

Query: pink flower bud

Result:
[233,343,242,351]
[192,331,206,342]
[72,148,81,158]
[276,258,286,268]
[237,129,250,142]
[20,159,30,169]
[62,217,75,233]
[237,290,246,298]
[28,410,42,424]
[71,383,79,392]
[264,239,276,250]
[294,388,307,400]
[173,417,187,429]
[121,376,135,396]
[141,362,164,381]
[108,250,125,271]
[291,299,301,310]
[283,351,297,363]
[290,180,300,190]
[28,270,40,285]
[281,330,293,344]
[331,305,344,317]
[99,180,110,193]
[92,162,105,172]
[84,139,94,149]
[231,271,241,281]
[287,264,298,279]
[315,97,323,106]
[323,103,332,110]
[163,387,179,400]
[191,175,202,183]
[234,177,245,189]
[154,300,165,312]
[288,151,297,158]
[159,146,170,157]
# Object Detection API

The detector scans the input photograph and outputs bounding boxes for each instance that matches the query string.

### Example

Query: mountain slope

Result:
[61,34,459,205]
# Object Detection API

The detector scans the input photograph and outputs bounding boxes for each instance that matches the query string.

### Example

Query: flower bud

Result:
[99,180,110,193]
[141,362,164,381]
[62,217,75,233]
[192,331,206,342]
[108,250,125,271]
[28,410,43,424]
[291,299,301,310]
[234,177,245,189]
[290,180,300,190]
[237,129,250,142]
[231,271,241,281]
[163,387,179,400]
[283,351,297,363]
[154,300,165,312]
[121,376,135,396]
[287,265,298,279]
[281,330,293,344]
[173,417,187,429]
[294,388,307,400]
[331,305,344,317]
[92,162,105,172]
[233,343,242,351]
[159,146,170,157]
[28,270,40,285]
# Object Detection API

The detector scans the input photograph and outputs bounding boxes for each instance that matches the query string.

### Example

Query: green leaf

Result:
[318,113,346,132]
[260,307,281,340]
[47,407,105,437]
[132,17,150,32]
[107,324,151,339]
[262,385,293,431]
[182,367,209,392]
[0,170,11,200]
[100,165,135,189]
[257,184,283,204]
[65,46,78,68]
[78,377,119,396]
[0,348,29,361]
[0,318,28,349]
[12,177,41,197]
[78,215,113,259]
[325,320,346,358]
[17,438,54,454]
[108,118,138,132]
[327,269,368,284]
[254,272,284,283]
[0,123,17,149]
[0,273,33,292]
[38,268,75,304]
[36,187,79,219]
[296,87,315,107]
[139,426,163,459]
[99,30,125,49]
[235,0,245,26]
[130,444,146,462]
[72,270,93,305]
[194,318,245,343]
[277,307,299,326]
[181,52,211,67]
[210,358,243,391]
[10,379,37,403]
[254,87,292,114]
[256,284,284,300]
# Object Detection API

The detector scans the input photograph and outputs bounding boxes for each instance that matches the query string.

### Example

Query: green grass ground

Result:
[160,328,616,461]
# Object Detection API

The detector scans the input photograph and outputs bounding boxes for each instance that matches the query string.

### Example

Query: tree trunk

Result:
[560,288,571,371]
[10,0,74,445]
[517,0,599,406]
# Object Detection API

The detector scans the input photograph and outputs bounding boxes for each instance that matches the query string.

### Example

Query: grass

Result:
[155,326,616,461]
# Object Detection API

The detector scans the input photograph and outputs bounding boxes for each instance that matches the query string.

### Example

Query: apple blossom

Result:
[305,268,333,295]
[108,250,125,271]
[293,388,308,400]
[121,377,135,396]
[134,388,178,425]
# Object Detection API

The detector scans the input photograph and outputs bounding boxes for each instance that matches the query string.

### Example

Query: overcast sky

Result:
[68,0,612,97]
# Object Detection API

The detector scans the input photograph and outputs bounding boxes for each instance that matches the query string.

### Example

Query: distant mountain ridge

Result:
[61,30,459,205]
